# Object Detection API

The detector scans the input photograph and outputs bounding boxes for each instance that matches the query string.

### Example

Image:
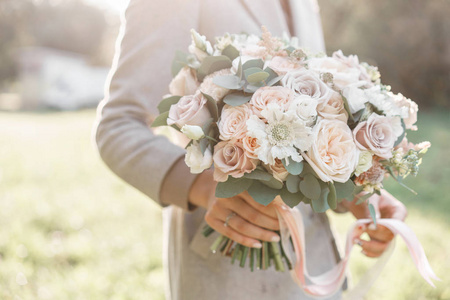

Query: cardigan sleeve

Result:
[93,0,200,209]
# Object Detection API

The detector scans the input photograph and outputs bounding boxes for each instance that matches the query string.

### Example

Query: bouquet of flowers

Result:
[151,27,437,296]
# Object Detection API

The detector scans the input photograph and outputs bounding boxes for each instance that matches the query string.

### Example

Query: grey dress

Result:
[94,0,343,299]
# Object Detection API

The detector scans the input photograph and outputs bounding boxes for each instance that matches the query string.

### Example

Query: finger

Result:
[220,197,280,230]
[240,192,278,219]
[354,238,389,257]
[365,224,395,242]
[361,249,381,258]
[205,215,262,249]
[213,206,280,242]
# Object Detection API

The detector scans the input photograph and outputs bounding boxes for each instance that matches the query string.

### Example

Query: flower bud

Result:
[181,125,205,140]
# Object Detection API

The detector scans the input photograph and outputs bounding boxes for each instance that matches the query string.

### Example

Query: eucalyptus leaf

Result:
[299,174,321,200]
[286,174,301,193]
[237,58,243,79]
[261,177,284,190]
[393,119,406,148]
[245,69,270,84]
[282,158,303,175]
[247,181,280,206]
[150,111,170,128]
[355,192,373,205]
[368,203,377,226]
[201,93,219,121]
[157,96,181,114]
[311,186,330,213]
[201,118,214,135]
[171,50,189,77]
[341,94,354,123]
[215,177,254,198]
[334,180,356,200]
[199,138,209,155]
[222,44,240,61]
[266,75,284,87]
[280,187,303,208]
[223,92,252,106]
[243,84,260,93]
[327,182,337,210]
[242,59,264,70]
[197,55,232,81]
[213,75,244,90]
[244,169,273,181]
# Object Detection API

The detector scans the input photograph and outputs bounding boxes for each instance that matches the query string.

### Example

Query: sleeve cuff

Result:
[160,156,198,211]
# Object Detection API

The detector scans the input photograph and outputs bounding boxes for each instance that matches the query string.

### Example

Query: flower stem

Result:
[270,242,285,272]
[250,248,255,272]
[231,244,241,265]
[256,247,262,270]
[210,235,225,253]
[240,246,249,268]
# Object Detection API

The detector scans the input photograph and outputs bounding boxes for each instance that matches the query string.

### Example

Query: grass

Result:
[0,109,448,299]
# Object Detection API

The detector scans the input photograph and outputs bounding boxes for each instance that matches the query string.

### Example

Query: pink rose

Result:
[303,119,359,183]
[242,135,260,159]
[316,92,348,122]
[169,67,200,96]
[353,113,404,159]
[332,50,373,86]
[249,86,295,117]
[393,94,418,131]
[218,104,254,140]
[167,92,211,129]
[264,159,289,182]
[281,69,334,104]
[213,140,257,182]
[199,68,232,101]
[267,56,304,75]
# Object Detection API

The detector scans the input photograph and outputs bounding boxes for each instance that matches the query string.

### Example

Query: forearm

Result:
[188,168,216,209]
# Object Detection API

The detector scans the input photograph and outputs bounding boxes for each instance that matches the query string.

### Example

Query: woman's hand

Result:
[188,170,280,248]
[342,190,407,258]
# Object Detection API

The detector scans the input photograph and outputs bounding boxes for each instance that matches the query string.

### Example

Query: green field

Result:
[0,109,449,299]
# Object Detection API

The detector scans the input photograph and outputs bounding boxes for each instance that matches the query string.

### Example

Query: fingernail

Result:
[271,235,280,242]
[354,238,363,246]
[253,242,262,248]
[368,223,377,231]
[361,250,368,256]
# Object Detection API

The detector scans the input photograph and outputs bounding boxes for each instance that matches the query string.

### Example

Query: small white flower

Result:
[181,125,205,140]
[246,104,312,165]
[364,86,409,118]
[185,141,213,174]
[342,84,368,114]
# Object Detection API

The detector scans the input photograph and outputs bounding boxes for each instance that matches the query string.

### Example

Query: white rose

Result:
[288,95,318,127]
[180,125,205,140]
[185,141,213,174]
[169,67,200,96]
[303,119,359,183]
[342,84,368,114]
[282,69,334,104]
[354,151,373,176]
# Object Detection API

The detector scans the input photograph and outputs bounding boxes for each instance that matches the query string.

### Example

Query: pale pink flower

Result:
[249,86,295,117]
[316,92,348,122]
[169,67,200,96]
[167,92,211,129]
[213,140,257,182]
[242,135,260,159]
[218,104,254,141]
[267,56,304,75]
[281,69,334,104]
[264,159,289,182]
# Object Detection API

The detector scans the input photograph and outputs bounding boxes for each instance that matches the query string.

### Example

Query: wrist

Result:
[188,169,216,209]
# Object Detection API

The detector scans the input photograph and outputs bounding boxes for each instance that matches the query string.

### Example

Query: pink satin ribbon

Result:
[274,202,440,298]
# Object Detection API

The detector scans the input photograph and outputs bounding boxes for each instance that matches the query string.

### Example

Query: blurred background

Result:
[0,0,448,299]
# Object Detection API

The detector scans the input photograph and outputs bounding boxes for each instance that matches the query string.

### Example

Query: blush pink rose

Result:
[353,113,404,159]
[393,93,418,131]
[316,92,348,122]
[218,104,254,140]
[249,86,295,117]
[199,68,232,101]
[169,67,200,96]
[213,140,257,182]
[267,56,304,75]
[303,119,359,183]
[281,69,334,104]
[264,159,289,182]
[167,92,211,129]
[242,135,260,159]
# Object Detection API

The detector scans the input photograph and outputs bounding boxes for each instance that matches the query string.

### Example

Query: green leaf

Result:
[327,182,337,210]
[282,158,303,175]
[222,44,240,61]
[215,177,253,198]
[280,187,303,208]
[244,168,273,181]
[242,59,264,70]
[150,111,170,128]
[157,96,181,114]
[199,137,209,155]
[286,174,301,193]
[393,119,406,148]
[201,118,214,135]
[223,92,252,106]
[236,58,243,79]
[197,55,232,81]
[311,185,330,213]
[261,177,283,190]
[244,68,270,84]
[355,192,373,205]
[264,67,283,86]
[213,75,244,90]
[171,50,189,77]
[201,93,219,121]
[368,203,377,226]
[299,174,321,200]
[247,181,279,206]
[266,75,284,87]
[334,180,356,200]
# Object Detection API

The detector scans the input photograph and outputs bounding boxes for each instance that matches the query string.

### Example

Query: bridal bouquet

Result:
[151,27,437,296]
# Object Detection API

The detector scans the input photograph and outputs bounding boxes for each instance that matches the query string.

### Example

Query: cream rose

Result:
[199,68,232,101]
[242,135,259,159]
[316,92,348,122]
[213,140,257,182]
[281,69,334,104]
[353,113,404,159]
[249,86,295,117]
[264,159,289,182]
[167,92,211,128]
[185,142,213,174]
[303,119,359,183]
[307,56,363,89]
[169,67,200,96]
[218,104,254,140]
[267,56,304,75]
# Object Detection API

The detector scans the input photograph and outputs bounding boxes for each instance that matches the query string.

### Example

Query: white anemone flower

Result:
[246,104,313,165]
